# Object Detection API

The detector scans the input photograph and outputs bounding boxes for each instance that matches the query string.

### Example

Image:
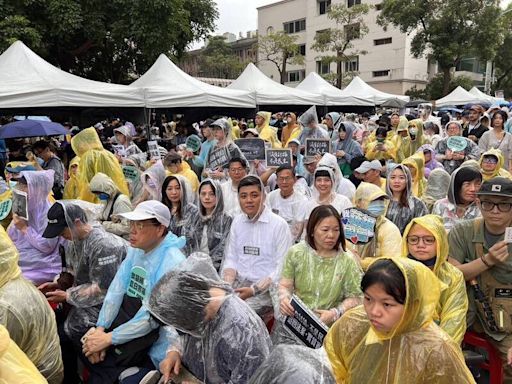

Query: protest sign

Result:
[342,207,377,244]
[305,138,330,157]
[122,165,139,182]
[447,136,468,152]
[234,138,266,161]
[147,140,160,160]
[284,295,328,349]
[112,144,126,158]
[185,135,202,153]
[265,149,292,168]
[12,190,28,221]
[0,198,12,221]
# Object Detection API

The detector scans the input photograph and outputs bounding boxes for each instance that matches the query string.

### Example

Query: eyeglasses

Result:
[406,235,436,245]
[229,167,245,173]
[482,157,498,164]
[129,221,161,231]
[480,201,512,212]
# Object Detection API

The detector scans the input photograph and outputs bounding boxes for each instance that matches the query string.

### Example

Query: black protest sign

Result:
[234,138,266,161]
[284,295,328,349]
[305,138,330,157]
[265,149,292,168]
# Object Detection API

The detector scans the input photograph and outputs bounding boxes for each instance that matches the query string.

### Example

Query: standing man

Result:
[221,157,248,217]
[222,176,292,316]
[197,118,217,167]
[31,140,65,199]
[449,177,512,381]
[463,105,487,144]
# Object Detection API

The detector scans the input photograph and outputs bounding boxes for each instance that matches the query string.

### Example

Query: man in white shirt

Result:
[222,175,293,316]
[221,157,248,217]
[267,165,308,242]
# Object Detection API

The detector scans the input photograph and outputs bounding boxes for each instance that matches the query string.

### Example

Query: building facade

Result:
[257,0,433,94]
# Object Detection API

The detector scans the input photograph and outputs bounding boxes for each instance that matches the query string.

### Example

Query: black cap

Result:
[477,177,512,198]
[43,203,67,238]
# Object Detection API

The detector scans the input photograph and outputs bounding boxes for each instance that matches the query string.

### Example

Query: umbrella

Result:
[405,99,428,108]
[380,98,408,108]
[0,120,68,139]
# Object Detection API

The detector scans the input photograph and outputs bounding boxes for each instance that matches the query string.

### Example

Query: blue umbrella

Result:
[0,119,68,139]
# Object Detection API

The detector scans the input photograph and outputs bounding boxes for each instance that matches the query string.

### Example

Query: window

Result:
[375,3,383,10]
[287,70,306,83]
[373,70,390,77]
[344,56,359,72]
[299,44,306,56]
[348,0,361,7]
[344,23,361,40]
[374,37,392,45]
[319,0,331,15]
[284,18,306,34]
[317,60,330,75]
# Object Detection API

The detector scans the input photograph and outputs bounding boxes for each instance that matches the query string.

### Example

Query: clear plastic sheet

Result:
[420,168,451,212]
[141,162,167,201]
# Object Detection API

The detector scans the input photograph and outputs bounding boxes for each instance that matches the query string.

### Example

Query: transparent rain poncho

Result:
[401,215,468,344]
[71,127,129,202]
[0,325,47,384]
[248,344,336,384]
[7,169,62,285]
[420,168,451,212]
[332,121,364,169]
[318,153,356,201]
[401,152,427,197]
[141,162,167,201]
[148,260,272,384]
[57,200,128,343]
[324,258,475,384]
[0,225,63,384]
[163,174,199,239]
[95,230,186,368]
[186,179,233,270]
[298,106,329,145]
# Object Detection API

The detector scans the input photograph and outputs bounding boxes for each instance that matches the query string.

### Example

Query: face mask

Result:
[286,117,292,123]
[409,128,417,136]
[409,254,437,267]
[146,180,156,189]
[98,193,110,201]
[377,138,385,143]
[367,200,386,217]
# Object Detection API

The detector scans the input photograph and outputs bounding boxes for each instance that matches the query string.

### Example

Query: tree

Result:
[197,36,247,79]
[311,3,370,89]
[405,74,474,100]
[492,6,512,98]
[257,31,305,84]
[0,0,218,83]
[378,0,505,96]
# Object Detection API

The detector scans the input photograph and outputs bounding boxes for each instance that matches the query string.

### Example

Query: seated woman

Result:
[420,168,451,213]
[417,144,443,179]
[161,175,198,238]
[324,258,475,384]
[402,214,468,344]
[365,127,398,162]
[432,166,482,232]
[332,122,363,177]
[479,148,512,181]
[187,179,233,271]
[275,205,362,345]
[136,162,167,204]
[401,152,427,197]
[304,166,352,221]
[385,164,428,234]
[350,182,402,270]
[7,170,61,285]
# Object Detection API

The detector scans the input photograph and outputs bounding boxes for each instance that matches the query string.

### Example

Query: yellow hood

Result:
[354,182,388,210]
[479,148,511,181]
[402,152,426,196]
[0,225,21,288]
[71,127,103,156]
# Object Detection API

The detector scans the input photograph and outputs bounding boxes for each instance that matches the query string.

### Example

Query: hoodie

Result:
[332,121,363,169]
[417,144,443,178]
[401,152,427,197]
[478,148,512,181]
[398,119,430,160]
[256,111,281,148]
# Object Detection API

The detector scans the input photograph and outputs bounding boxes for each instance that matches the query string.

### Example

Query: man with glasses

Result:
[81,200,186,384]
[449,177,512,380]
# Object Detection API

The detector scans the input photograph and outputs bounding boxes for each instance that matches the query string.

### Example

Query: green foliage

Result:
[406,74,475,100]
[257,31,305,84]
[378,0,505,95]
[198,36,248,79]
[0,0,218,83]
[492,6,512,98]
[405,85,429,100]
[311,3,370,88]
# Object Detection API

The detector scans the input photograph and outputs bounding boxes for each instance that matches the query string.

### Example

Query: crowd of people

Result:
[1,101,512,384]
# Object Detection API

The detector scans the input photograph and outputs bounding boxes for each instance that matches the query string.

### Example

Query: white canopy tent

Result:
[228,63,323,105]
[435,86,481,107]
[0,41,145,108]
[468,87,503,104]
[339,76,409,104]
[131,54,255,108]
[296,72,373,106]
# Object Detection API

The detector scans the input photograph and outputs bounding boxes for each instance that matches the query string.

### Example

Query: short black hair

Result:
[228,157,248,169]
[375,127,387,137]
[32,140,56,153]
[361,259,406,305]
[276,165,295,176]
[238,175,262,193]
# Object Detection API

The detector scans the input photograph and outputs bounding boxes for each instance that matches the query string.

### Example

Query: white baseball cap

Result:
[119,200,170,228]
[355,160,382,174]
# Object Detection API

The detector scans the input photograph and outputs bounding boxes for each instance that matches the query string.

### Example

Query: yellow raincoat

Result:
[256,111,281,148]
[365,139,398,162]
[63,156,81,199]
[350,182,402,270]
[71,127,129,202]
[398,119,430,160]
[0,226,63,384]
[324,257,475,384]
[401,215,468,344]
[165,160,200,192]
[402,152,427,197]
[0,325,46,384]
[479,148,512,181]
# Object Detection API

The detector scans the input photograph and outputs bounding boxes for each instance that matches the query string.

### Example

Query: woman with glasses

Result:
[479,110,512,172]
[478,148,512,181]
[402,215,468,344]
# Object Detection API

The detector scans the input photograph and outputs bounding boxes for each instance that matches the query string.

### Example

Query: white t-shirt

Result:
[222,207,293,283]
[305,193,353,220]
[267,189,308,240]
[221,179,242,217]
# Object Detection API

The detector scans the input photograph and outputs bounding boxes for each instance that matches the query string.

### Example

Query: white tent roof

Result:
[131,54,255,108]
[468,87,503,104]
[340,76,409,104]
[0,41,145,108]
[228,63,323,105]
[296,72,373,106]
[435,86,481,107]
